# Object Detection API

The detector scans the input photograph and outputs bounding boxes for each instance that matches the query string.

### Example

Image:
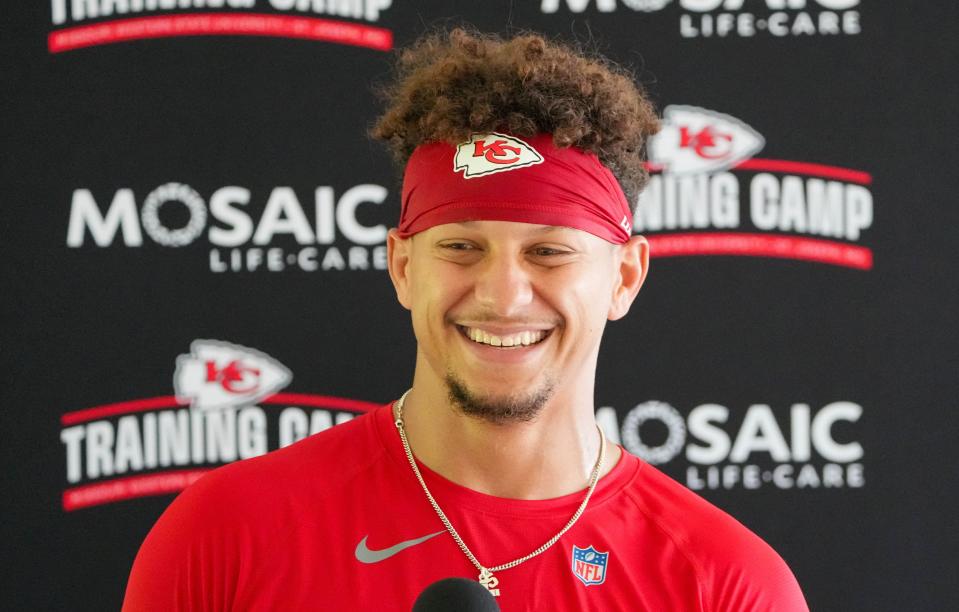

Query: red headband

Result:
[398,133,633,244]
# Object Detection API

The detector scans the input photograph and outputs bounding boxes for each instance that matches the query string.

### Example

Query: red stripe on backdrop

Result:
[62,469,210,511]
[48,13,394,54]
[644,159,872,185]
[647,233,873,270]
[60,394,379,425]
[733,159,873,185]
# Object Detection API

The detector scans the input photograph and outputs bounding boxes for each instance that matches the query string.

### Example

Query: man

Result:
[123,29,808,610]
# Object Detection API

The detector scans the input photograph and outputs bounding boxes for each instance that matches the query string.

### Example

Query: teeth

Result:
[463,327,547,347]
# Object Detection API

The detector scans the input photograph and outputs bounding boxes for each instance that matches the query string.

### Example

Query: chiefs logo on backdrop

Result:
[454,133,544,178]
[175,340,292,411]
[650,105,765,174]
[638,104,875,270]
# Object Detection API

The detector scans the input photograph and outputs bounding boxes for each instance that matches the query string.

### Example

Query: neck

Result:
[397,355,621,500]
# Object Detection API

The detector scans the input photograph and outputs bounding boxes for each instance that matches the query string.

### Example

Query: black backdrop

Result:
[3,1,958,610]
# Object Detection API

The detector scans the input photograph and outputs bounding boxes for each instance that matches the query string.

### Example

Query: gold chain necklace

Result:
[393,389,605,598]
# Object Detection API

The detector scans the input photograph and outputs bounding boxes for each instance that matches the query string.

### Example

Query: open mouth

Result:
[456,325,552,348]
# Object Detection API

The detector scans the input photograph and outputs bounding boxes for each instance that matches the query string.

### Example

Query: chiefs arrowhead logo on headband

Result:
[453,133,544,178]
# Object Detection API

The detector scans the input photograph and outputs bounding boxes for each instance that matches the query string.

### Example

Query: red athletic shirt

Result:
[123,403,808,611]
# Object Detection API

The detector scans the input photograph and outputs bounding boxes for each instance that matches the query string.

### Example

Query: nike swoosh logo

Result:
[355,531,445,564]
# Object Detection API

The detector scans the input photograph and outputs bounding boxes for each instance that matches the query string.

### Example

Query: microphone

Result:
[412,577,501,612]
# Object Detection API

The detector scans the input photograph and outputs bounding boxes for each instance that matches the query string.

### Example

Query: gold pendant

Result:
[478,568,501,597]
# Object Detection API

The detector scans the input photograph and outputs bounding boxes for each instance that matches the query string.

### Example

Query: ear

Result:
[387,228,413,311]
[608,235,649,321]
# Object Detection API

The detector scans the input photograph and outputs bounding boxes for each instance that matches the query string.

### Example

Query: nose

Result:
[473,251,534,318]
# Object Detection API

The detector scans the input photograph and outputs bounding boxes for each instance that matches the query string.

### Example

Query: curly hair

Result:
[371,28,660,208]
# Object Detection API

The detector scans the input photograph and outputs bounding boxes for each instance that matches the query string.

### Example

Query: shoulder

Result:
[122,406,390,610]
[177,405,387,521]
[626,460,808,612]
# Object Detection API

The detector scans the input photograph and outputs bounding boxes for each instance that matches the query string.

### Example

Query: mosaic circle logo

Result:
[620,0,673,11]
[140,183,207,248]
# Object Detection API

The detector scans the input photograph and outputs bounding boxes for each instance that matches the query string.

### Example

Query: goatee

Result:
[445,371,556,424]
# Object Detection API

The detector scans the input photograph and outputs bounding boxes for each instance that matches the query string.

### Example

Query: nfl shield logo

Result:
[571,545,609,586]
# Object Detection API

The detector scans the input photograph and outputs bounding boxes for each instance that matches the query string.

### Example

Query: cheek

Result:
[409,268,461,343]
[558,266,615,334]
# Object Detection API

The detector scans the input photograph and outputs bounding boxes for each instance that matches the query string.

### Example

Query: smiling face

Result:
[388,220,648,424]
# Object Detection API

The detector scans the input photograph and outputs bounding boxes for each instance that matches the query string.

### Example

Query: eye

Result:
[529,246,572,257]
[435,241,483,263]
[439,241,477,251]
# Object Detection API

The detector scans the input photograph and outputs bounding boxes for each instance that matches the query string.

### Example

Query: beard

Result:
[445,370,556,424]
